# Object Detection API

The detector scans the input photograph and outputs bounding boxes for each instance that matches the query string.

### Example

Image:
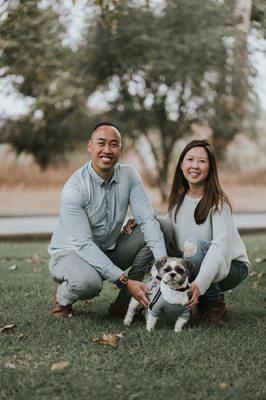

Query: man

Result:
[48,122,167,318]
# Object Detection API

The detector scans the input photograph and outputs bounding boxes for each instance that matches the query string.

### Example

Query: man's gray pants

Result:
[49,219,174,307]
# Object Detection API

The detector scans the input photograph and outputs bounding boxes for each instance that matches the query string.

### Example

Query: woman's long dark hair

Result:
[168,139,231,224]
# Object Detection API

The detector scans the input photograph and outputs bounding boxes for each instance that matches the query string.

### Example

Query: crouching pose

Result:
[124,140,250,325]
[48,122,167,318]
[124,257,193,332]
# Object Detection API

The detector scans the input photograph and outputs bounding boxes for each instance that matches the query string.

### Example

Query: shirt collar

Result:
[87,161,120,185]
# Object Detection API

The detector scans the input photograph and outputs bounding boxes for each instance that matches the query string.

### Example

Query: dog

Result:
[124,257,193,332]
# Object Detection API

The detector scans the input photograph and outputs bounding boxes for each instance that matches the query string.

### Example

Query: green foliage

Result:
[79,0,256,197]
[0,0,89,168]
[0,0,263,179]
[252,0,266,35]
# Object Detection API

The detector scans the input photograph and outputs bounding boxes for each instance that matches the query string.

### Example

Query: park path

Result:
[0,213,266,239]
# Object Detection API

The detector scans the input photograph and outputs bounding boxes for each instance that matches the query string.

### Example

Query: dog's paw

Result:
[146,327,154,333]
[174,327,183,333]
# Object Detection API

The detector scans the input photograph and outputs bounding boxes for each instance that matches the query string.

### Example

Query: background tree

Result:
[0,0,89,168]
[79,0,256,199]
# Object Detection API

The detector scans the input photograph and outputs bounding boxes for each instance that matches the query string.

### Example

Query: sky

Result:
[0,0,266,118]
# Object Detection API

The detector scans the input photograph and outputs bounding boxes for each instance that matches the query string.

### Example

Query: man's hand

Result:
[123,219,137,235]
[127,279,152,308]
[186,282,200,310]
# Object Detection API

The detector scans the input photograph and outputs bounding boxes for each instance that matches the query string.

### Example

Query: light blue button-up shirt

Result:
[48,162,167,283]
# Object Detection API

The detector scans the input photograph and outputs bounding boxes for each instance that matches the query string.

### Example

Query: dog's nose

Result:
[170,272,176,278]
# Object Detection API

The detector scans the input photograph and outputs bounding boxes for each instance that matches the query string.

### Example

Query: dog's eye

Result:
[164,266,171,273]
[175,267,185,274]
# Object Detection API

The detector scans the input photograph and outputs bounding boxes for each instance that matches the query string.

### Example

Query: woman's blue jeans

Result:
[184,239,249,300]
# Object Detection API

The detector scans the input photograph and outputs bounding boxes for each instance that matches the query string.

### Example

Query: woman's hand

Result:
[186,282,200,310]
[123,218,137,235]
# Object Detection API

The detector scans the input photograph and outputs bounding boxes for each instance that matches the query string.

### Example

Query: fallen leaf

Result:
[51,361,70,371]
[8,265,18,271]
[219,383,229,390]
[4,361,16,369]
[92,333,123,348]
[32,253,40,262]
[33,268,42,273]
[251,281,259,289]
[84,299,92,305]
[250,271,258,277]
[128,394,139,400]
[0,324,17,333]
[255,258,266,264]
[17,333,25,339]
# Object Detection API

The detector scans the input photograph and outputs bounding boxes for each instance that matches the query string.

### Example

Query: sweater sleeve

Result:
[194,203,233,295]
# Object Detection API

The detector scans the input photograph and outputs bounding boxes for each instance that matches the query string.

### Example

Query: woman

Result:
[125,139,250,324]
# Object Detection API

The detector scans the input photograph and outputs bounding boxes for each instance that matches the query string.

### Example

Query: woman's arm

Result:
[194,203,233,295]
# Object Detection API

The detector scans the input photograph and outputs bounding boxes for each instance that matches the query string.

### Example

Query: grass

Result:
[0,235,265,400]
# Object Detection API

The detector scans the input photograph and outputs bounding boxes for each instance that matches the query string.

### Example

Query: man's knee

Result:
[69,273,103,300]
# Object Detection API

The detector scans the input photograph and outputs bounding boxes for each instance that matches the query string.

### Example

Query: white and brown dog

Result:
[124,257,193,332]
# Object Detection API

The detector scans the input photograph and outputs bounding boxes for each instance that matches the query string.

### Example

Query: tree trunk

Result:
[213,0,252,157]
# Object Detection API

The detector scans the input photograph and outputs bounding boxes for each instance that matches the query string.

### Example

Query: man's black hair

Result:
[91,122,122,136]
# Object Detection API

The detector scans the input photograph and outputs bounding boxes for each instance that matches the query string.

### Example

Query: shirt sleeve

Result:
[60,183,123,283]
[129,169,167,260]
[194,203,232,295]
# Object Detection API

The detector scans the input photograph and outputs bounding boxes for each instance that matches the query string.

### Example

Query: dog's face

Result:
[157,257,191,290]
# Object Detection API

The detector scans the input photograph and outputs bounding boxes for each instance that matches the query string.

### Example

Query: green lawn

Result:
[0,235,265,400]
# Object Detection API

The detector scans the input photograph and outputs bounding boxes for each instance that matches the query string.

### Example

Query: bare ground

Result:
[1,182,266,216]
[1,145,266,216]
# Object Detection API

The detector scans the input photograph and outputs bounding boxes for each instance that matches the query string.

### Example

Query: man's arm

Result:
[61,184,123,283]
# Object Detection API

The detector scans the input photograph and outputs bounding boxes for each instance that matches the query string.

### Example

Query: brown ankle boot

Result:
[52,285,73,318]
[108,296,130,317]
[204,296,228,325]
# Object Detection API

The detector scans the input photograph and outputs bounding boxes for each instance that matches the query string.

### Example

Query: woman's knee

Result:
[183,238,210,258]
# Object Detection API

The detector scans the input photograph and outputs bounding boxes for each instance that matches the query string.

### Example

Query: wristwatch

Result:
[116,275,129,289]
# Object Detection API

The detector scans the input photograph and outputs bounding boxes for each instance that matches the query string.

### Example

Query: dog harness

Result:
[148,279,190,320]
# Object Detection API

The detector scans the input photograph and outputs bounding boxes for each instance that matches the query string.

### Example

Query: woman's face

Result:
[181,146,210,188]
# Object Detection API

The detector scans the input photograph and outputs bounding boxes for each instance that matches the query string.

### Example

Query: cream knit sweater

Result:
[169,195,250,295]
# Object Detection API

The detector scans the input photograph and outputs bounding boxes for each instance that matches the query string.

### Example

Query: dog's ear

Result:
[182,260,196,272]
[155,256,167,271]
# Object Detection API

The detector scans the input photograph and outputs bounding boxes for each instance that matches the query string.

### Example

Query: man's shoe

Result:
[52,286,73,318]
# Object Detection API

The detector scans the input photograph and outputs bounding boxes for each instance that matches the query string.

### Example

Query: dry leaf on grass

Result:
[84,299,92,305]
[26,254,47,264]
[4,361,16,369]
[33,268,42,273]
[51,361,70,371]
[17,333,25,339]
[251,281,260,289]
[0,323,17,333]
[92,333,123,348]
[250,271,263,278]
[254,258,266,264]
[8,265,18,271]
[218,383,229,390]
[250,271,258,277]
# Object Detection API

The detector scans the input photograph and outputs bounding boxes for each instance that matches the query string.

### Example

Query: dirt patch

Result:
[1,183,265,216]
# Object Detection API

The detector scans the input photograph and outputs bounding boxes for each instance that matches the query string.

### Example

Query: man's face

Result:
[87,126,122,177]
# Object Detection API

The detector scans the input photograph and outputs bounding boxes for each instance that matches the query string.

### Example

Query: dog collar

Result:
[175,284,190,292]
